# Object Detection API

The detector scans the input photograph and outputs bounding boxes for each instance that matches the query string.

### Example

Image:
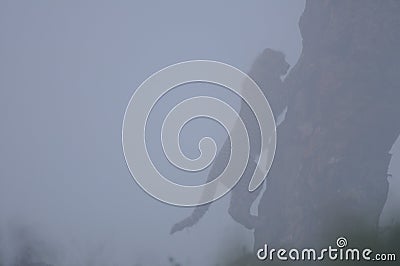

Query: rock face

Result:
[254,0,400,249]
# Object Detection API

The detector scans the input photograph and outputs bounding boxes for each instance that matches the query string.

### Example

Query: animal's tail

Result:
[170,203,211,234]
[170,140,231,234]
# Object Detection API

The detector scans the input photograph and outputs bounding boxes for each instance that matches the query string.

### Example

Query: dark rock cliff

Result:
[255,0,400,249]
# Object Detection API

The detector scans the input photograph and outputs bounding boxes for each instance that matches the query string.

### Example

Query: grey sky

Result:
[2,1,397,266]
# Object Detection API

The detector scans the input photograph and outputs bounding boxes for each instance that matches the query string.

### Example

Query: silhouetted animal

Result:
[171,48,290,234]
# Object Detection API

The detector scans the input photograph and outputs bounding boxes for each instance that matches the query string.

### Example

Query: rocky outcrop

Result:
[254,0,400,249]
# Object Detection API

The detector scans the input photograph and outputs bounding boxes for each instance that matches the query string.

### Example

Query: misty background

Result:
[0,1,398,265]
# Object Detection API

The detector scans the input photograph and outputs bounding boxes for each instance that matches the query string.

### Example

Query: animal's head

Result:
[250,48,290,80]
